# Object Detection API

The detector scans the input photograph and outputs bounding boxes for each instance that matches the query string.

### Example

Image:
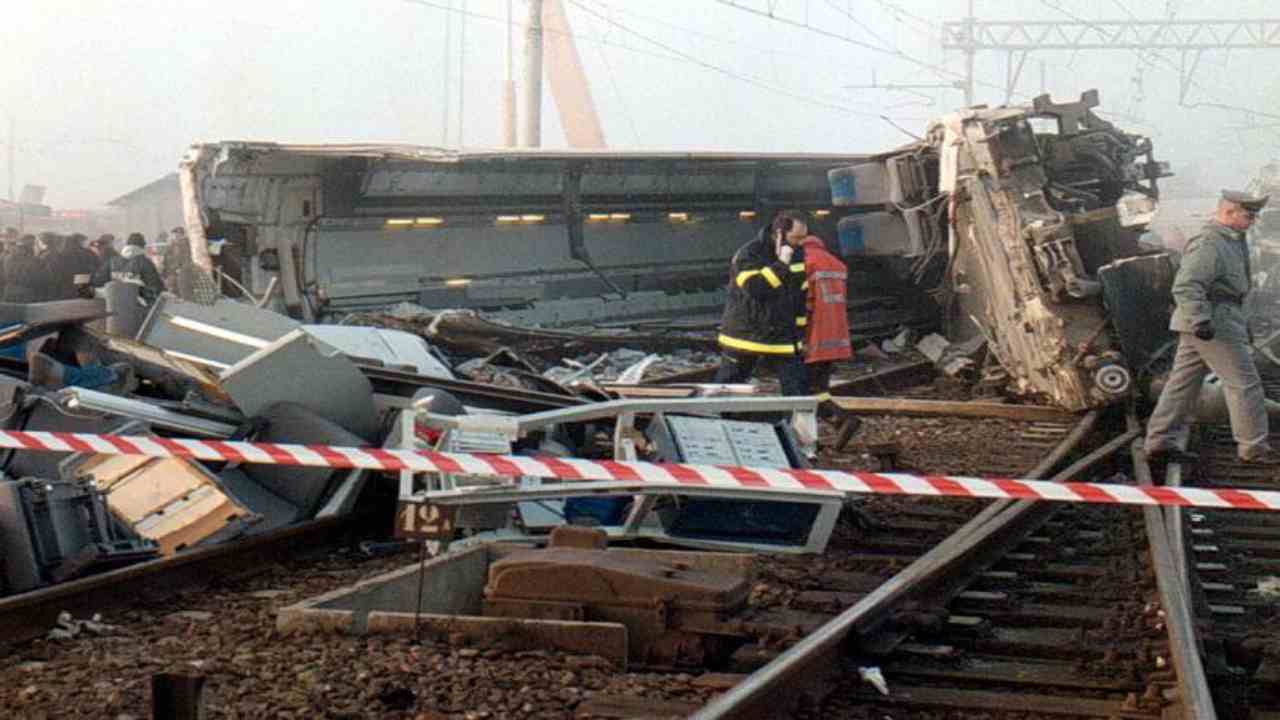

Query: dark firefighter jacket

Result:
[718,228,808,355]
[800,236,853,364]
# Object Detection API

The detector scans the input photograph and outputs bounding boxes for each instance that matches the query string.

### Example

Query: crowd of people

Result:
[0,227,168,303]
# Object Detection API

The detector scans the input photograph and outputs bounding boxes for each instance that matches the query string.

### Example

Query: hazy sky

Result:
[3,0,1278,207]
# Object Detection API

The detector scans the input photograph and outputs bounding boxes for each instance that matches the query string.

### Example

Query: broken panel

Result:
[64,453,256,556]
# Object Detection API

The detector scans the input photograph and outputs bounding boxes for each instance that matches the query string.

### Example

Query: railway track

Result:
[0,513,376,651]
[690,407,1264,720]
[696,365,1280,720]
[0,398,1096,718]
[10,392,1272,719]
[1161,411,1280,719]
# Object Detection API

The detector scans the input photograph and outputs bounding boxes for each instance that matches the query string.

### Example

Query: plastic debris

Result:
[616,353,661,384]
[880,328,916,355]
[47,610,119,641]
[915,333,949,363]
[859,665,889,695]
[1254,576,1280,598]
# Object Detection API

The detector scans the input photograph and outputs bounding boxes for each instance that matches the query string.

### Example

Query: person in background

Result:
[2,235,50,303]
[162,225,189,295]
[43,233,100,300]
[89,234,119,287]
[41,233,82,300]
[1146,190,1280,464]
[713,210,809,395]
[64,233,100,296]
[103,233,165,298]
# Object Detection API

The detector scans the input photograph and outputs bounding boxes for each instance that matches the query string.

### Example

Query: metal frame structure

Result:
[943,16,1280,104]
[397,396,840,554]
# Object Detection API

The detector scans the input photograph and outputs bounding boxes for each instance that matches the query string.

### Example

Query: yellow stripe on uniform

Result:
[816,392,832,402]
[760,267,782,288]
[735,269,761,287]
[796,317,808,326]
[718,334,798,355]
[790,263,806,273]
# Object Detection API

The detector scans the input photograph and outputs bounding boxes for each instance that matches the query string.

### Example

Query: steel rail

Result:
[1132,438,1218,719]
[0,515,364,649]
[693,410,1112,720]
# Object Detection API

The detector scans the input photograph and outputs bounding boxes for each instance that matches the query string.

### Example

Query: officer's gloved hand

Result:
[777,244,794,264]
[1193,321,1215,341]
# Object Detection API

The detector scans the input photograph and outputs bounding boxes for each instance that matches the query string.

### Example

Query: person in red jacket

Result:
[798,225,861,448]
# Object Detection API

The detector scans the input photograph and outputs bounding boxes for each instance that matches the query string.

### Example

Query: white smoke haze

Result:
[1,0,1275,209]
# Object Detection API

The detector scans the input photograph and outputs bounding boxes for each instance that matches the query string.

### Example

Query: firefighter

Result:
[1146,190,1280,463]
[798,222,864,450]
[799,232,852,395]
[713,210,809,395]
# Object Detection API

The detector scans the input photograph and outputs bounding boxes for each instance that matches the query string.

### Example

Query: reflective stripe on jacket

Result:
[718,229,807,355]
[801,236,853,363]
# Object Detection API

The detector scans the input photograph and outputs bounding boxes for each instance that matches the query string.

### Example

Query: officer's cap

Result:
[1222,190,1269,212]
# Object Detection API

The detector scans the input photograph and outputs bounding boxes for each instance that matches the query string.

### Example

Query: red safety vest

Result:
[801,237,853,364]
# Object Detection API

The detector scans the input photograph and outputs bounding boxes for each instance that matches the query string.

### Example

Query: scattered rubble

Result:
[541,348,721,385]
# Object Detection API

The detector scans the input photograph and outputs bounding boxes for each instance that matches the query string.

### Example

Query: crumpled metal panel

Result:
[220,329,379,440]
[1099,254,1177,373]
[940,92,1164,410]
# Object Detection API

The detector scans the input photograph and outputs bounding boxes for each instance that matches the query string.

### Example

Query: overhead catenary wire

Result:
[565,0,893,119]
[713,0,1018,100]
[586,0,879,76]
[400,0,897,119]
[820,0,897,52]
[1037,0,1280,122]
[582,7,643,146]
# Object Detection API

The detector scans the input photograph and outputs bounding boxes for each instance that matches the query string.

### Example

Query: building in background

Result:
[107,173,181,240]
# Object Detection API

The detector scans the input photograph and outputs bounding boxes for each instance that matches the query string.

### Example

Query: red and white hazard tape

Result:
[5,429,1279,512]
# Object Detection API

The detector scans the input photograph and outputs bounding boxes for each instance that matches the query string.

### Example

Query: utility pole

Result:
[961,0,976,107]
[7,115,13,203]
[441,0,453,146]
[523,0,544,148]
[503,0,517,146]
[457,0,467,146]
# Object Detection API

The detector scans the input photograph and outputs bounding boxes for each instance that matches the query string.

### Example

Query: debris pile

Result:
[0,280,833,601]
[540,348,722,385]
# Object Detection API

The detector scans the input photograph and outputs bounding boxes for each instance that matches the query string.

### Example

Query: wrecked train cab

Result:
[831,91,1173,411]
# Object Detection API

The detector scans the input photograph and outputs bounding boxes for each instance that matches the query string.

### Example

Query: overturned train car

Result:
[829,91,1172,411]
[180,91,1170,412]
[178,146,934,333]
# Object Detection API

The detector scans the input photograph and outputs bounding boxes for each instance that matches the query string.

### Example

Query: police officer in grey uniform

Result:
[1146,190,1279,463]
